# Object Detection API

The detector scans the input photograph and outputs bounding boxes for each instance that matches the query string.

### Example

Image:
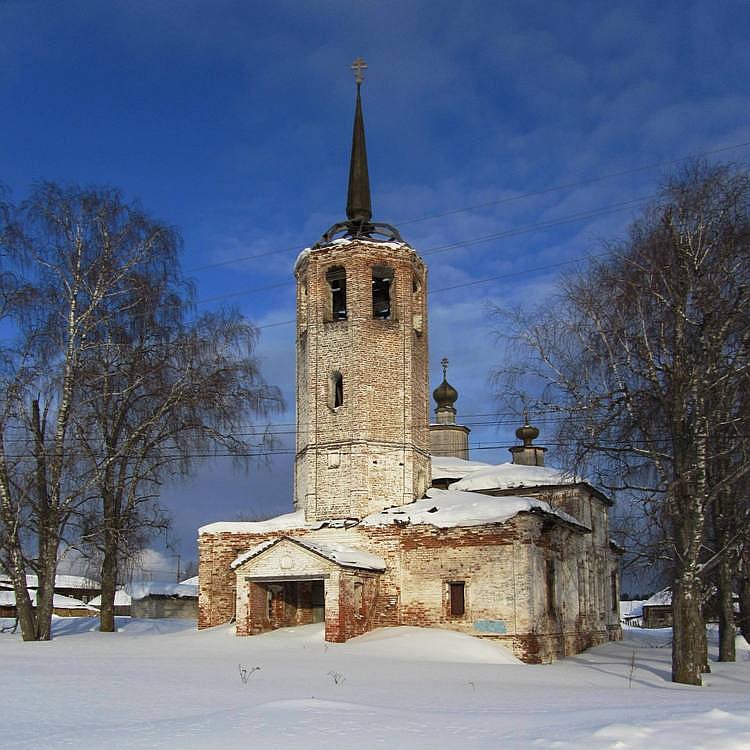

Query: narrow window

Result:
[299,276,308,331]
[546,560,556,615]
[449,582,465,617]
[372,265,394,319]
[412,274,423,333]
[610,571,618,613]
[326,267,347,320]
[331,371,343,408]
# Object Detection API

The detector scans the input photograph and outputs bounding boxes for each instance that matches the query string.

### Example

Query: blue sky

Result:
[2,1,749,575]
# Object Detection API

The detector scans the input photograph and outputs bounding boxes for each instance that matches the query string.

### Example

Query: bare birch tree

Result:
[493,163,750,685]
[74,305,283,632]
[0,183,283,639]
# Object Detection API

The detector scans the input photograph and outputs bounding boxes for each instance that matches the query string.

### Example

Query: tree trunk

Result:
[716,555,736,661]
[34,517,60,641]
[30,397,57,641]
[99,525,118,633]
[739,546,750,644]
[672,576,704,685]
[9,548,38,641]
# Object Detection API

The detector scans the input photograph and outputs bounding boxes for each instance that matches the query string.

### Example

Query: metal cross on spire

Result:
[441,357,449,380]
[351,57,368,85]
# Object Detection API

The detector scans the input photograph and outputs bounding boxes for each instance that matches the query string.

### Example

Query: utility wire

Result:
[0,193,648,344]
[192,194,651,311]
[186,139,750,273]
[2,434,744,461]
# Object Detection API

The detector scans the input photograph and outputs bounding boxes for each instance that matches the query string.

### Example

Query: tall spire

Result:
[346,58,372,224]
[315,59,403,247]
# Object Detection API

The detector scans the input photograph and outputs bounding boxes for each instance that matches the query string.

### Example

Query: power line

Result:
[185,139,750,273]
[0,193,648,344]
[2,436,744,461]
[0,404,693,438]
[0,195,644,342]
[192,194,651,311]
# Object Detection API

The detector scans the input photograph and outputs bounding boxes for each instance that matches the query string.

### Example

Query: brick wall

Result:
[199,504,621,663]
[294,239,430,522]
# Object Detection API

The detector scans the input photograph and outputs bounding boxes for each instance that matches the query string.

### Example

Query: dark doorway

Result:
[260,579,326,629]
[311,580,325,623]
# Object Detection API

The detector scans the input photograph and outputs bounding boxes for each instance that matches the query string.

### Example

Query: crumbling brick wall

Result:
[294,239,430,522]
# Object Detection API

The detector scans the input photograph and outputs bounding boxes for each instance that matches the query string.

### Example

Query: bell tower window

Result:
[326,267,347,320]
[331,371,344,409]
[372,265,394,319]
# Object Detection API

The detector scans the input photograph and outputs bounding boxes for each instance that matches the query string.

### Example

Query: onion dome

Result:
[433,357,458,411]
[516,420,540,446]
[509,412,547,466]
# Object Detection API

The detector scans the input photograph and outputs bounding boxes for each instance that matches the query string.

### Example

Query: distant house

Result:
[619,600,647,627]
[640,587,741,629]
[641,589,673,628]
[0,574,100,604]
[0,590,97,618]
[127,582,198,619]
[88,589,132,617]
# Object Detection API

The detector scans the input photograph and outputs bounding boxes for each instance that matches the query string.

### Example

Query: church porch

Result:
[232,536,384,643]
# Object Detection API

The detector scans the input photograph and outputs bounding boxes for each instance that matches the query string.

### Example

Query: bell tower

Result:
[294,60,430,522]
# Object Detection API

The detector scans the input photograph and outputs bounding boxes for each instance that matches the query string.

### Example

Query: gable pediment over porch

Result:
[231,536,386,578]
[232,536,384,643]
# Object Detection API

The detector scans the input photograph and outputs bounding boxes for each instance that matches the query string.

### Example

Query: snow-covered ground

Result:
[3,618,750,749]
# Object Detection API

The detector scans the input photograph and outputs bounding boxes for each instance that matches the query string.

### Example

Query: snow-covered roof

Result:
[450,463,578,492]
[199,509,310,535]
[231,539,277,569]
[0,590,97,610]
[294,246,312,269]
[290,538,386,571]
[430,456,494,481]
[440,456,612,505]
[644,588,672,606]
[49,593,98,610]
[179,576,198,586]
[619,600,646,619]
[231,536,386,572]
[361,488,587,530]
[0,573,100,590]
[199,462,594,538]
[448,462,575,492]
[88,589,132,607]
[126,582,198,600]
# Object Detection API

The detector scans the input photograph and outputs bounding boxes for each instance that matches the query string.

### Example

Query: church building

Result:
[198,62,622,663]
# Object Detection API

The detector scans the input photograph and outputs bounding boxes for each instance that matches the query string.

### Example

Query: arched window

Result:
[372,265,394,319]
[326,267,347,320]
[331,371,343,408]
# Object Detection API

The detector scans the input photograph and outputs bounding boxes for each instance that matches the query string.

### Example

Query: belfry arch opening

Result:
[372,265,394,319]
[326,266,347,320]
